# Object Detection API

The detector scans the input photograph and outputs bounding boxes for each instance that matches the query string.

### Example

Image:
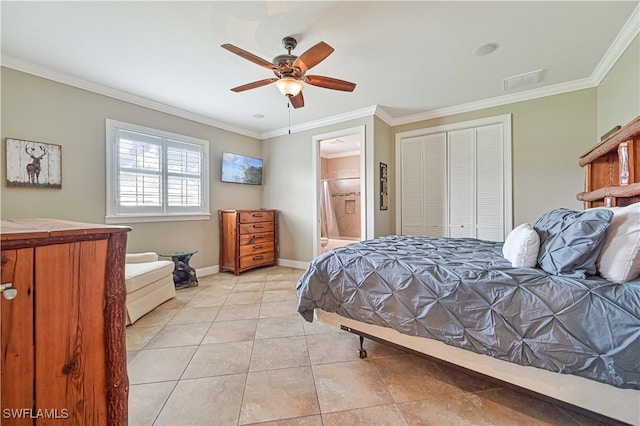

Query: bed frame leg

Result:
[358,335,367,358]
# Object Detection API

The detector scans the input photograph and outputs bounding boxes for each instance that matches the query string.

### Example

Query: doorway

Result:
[312,126,366,257]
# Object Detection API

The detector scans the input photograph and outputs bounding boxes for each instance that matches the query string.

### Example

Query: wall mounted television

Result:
[221,152,264,185]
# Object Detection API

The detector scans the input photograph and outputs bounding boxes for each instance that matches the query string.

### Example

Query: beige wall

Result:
[391,89,598,226]
[373,116,393,236]
[0,67,262,269]
[597,34,640,136]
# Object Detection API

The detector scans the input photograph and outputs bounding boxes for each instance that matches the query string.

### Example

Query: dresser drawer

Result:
[239,241,274,258]
[239,221,274,234]
[239,210,274,224]
[239,232,274,245]
[240,251,275,270]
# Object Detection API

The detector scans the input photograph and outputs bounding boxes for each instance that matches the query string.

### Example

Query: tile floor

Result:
[126,266,607,426]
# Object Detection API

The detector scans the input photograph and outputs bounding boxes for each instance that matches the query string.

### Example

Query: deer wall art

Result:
[5,138,62,188]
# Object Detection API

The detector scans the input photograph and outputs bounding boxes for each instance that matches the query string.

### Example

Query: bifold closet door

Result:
[400,136,424,236]
[447,129,474,238]
[475,123,504,241]
[400,133,446,237]
[447,124,504,240]
[400,122,506,242]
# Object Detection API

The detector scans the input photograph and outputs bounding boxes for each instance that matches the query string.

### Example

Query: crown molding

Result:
[0,55,262,140]
[3,1,638,139]
[592,3,640,85]
[388,77,595,127]
[373,105,394,126]
[259,105,378,139]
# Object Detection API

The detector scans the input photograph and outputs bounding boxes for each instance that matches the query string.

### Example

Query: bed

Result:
[296,116,640,425]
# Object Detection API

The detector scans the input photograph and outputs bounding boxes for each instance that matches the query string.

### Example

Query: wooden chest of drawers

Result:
[219,209,278,275]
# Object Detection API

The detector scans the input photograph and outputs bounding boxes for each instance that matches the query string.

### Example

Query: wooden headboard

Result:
[577,115,640,208]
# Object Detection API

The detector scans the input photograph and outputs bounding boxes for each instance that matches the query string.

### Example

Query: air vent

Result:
[503,69,543,90]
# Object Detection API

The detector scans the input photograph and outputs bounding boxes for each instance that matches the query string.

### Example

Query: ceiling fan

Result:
[221,36,356,109]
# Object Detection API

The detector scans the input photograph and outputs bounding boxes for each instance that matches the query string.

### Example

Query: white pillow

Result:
[596,203,640,283]
[502,223,540,268]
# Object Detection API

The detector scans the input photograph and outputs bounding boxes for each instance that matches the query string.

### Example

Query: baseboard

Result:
[277,258,309,270]
[197,265,219,277]
[196,260,307,277]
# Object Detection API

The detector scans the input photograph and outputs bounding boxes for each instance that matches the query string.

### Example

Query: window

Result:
[106,119,210,223]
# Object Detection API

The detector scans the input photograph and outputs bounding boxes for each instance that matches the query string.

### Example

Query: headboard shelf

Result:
[579,115,640,166]
[577,115,640,208]
[577,181,640,202]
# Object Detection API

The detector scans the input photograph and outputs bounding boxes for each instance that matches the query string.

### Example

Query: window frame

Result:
[106,119,210,224]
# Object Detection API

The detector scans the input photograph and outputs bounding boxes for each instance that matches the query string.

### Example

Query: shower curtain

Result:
[321,181,340,239]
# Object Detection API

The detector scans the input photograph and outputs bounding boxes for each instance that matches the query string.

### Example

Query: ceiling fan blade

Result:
[290,91,304,109]
[306,75,356,92]
[293,42,334,73]
[230,78,278,92]
[221,43,277,71]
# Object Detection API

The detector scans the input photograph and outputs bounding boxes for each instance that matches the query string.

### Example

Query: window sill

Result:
[105,213,211,224]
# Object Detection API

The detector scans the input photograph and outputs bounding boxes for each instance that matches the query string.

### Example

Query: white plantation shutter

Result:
[166,140,203,211]
[117,130,162,213]
[107,119,209,222]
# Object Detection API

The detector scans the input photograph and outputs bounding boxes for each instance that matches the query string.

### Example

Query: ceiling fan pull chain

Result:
[288,101,291,134]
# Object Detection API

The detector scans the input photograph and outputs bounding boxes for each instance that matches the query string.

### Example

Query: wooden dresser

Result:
[1,219,130,425]
[577,115,640,207]
[219,210,277,275]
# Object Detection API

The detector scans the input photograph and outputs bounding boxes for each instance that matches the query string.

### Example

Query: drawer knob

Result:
[0,283,18,300]
[253,255,264,260]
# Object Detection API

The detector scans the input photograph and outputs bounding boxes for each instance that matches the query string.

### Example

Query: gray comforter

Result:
[296,235,640,389]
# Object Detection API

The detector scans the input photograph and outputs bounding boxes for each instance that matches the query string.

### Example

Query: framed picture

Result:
[5,138,62,188]
[380,162,388,210]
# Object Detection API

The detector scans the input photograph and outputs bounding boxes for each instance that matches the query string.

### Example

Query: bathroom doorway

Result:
[312,126,366,257]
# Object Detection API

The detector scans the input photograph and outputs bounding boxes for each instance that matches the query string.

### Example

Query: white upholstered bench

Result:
[125,252,176,325]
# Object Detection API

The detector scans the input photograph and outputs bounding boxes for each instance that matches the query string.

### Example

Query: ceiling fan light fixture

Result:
[275,77,304,97]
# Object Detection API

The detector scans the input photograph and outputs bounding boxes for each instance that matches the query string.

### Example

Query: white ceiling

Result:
[2,1,638,139]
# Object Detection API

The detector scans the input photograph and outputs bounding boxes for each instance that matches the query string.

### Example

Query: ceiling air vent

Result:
[503,69,543,90]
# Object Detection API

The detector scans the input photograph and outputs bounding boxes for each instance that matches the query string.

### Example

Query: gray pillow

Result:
[533,208,613,278]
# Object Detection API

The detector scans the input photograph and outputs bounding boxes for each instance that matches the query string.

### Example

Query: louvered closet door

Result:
[421,133,447,236]
[399,117,508,242]
[401,134,446,236]
[448,129,474,238]
[476,124,504,241]
[401,137,425,235]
